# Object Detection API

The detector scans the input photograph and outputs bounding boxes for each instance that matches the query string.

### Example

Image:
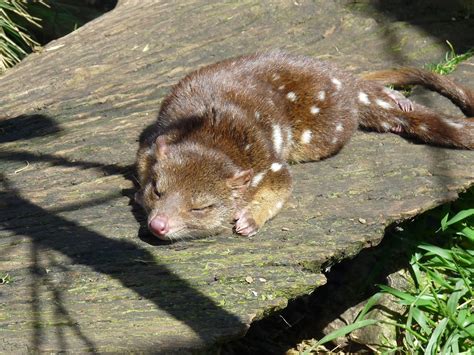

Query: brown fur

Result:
[136,51,474,241]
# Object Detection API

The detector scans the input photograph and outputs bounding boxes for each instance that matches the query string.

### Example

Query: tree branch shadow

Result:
[0,113,245,352]
[221,210,444,353]
[368,0,474,55]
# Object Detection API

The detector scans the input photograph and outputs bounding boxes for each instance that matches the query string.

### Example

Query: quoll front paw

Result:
[234,209,259,237]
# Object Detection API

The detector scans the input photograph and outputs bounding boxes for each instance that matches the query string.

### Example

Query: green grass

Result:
[377,196,474,354]
[0,0,46,73]
[389,43,474,97]
[300,188,474,353]
[0,1,115,74]
[427,41,474,75]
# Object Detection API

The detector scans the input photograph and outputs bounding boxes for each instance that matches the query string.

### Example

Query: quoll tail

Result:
[358,68,474,149]
[397,105,473,149]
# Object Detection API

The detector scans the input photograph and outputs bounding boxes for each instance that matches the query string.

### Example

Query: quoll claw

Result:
[234,209,259,236]
[397,98,414,112]
[384,87,414,112]
[390,125,404,133]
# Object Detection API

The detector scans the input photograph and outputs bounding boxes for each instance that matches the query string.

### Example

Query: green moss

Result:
[0,273,12,284]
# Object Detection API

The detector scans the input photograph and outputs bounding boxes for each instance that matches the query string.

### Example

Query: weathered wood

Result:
[1,0,473,352]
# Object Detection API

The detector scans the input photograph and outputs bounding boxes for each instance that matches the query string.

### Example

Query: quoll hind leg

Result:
[234,163,293,236]
[383,87,413,112]
[362,67,474,117]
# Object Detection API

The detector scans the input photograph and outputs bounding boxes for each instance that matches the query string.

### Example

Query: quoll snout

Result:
[149,215,170,239]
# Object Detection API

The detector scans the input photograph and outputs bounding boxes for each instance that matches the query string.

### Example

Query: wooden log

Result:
[0,0,473,352]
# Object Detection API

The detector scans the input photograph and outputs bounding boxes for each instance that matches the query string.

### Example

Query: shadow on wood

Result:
[0,115,245,352]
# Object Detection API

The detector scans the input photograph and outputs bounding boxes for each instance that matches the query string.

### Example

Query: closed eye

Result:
[190,204,215,213]
[152,184,162,198]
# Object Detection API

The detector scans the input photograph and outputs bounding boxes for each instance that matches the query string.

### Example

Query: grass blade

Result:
[355,292,382,321]
[440,212,450,231]
[411,307,431,335]
[313,319,379,347]
[425,317,449,355]
[458,226,474,242]
[418,245,453,262]
[446,280,467,317]
[445,209,474,226]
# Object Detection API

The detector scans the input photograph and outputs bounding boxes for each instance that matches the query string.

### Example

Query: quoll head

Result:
[136,136,253,241]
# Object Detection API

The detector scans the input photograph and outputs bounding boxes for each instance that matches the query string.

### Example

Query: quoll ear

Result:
[155,135,169,159]
[226,168,254,190]
[134,190,144,206]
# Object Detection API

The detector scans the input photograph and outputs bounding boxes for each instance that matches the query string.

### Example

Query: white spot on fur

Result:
[331,78,342,90]
[443,118,464,129]
[272,73,280,81]
[276,201,283,209]
[286,91,297,102]
[244,144,252,151]
[450,122,465,129]
[251,172,265,187]
[335,123,343,132]
[318,90,326,101]
[272,124,283,154]
[286,127,293,146]
[381,122,391,131]
[331,137,338,144]
[419,124,428,132]
[271,162,283,172]
[255,111,261,120]
[278,85,285,90]
[358,92,370,105]
[300,130,312,144]
[376,99,392,109]
[310,105,320,115]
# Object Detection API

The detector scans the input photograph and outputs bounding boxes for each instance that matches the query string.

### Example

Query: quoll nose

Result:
[149,215,170,236]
